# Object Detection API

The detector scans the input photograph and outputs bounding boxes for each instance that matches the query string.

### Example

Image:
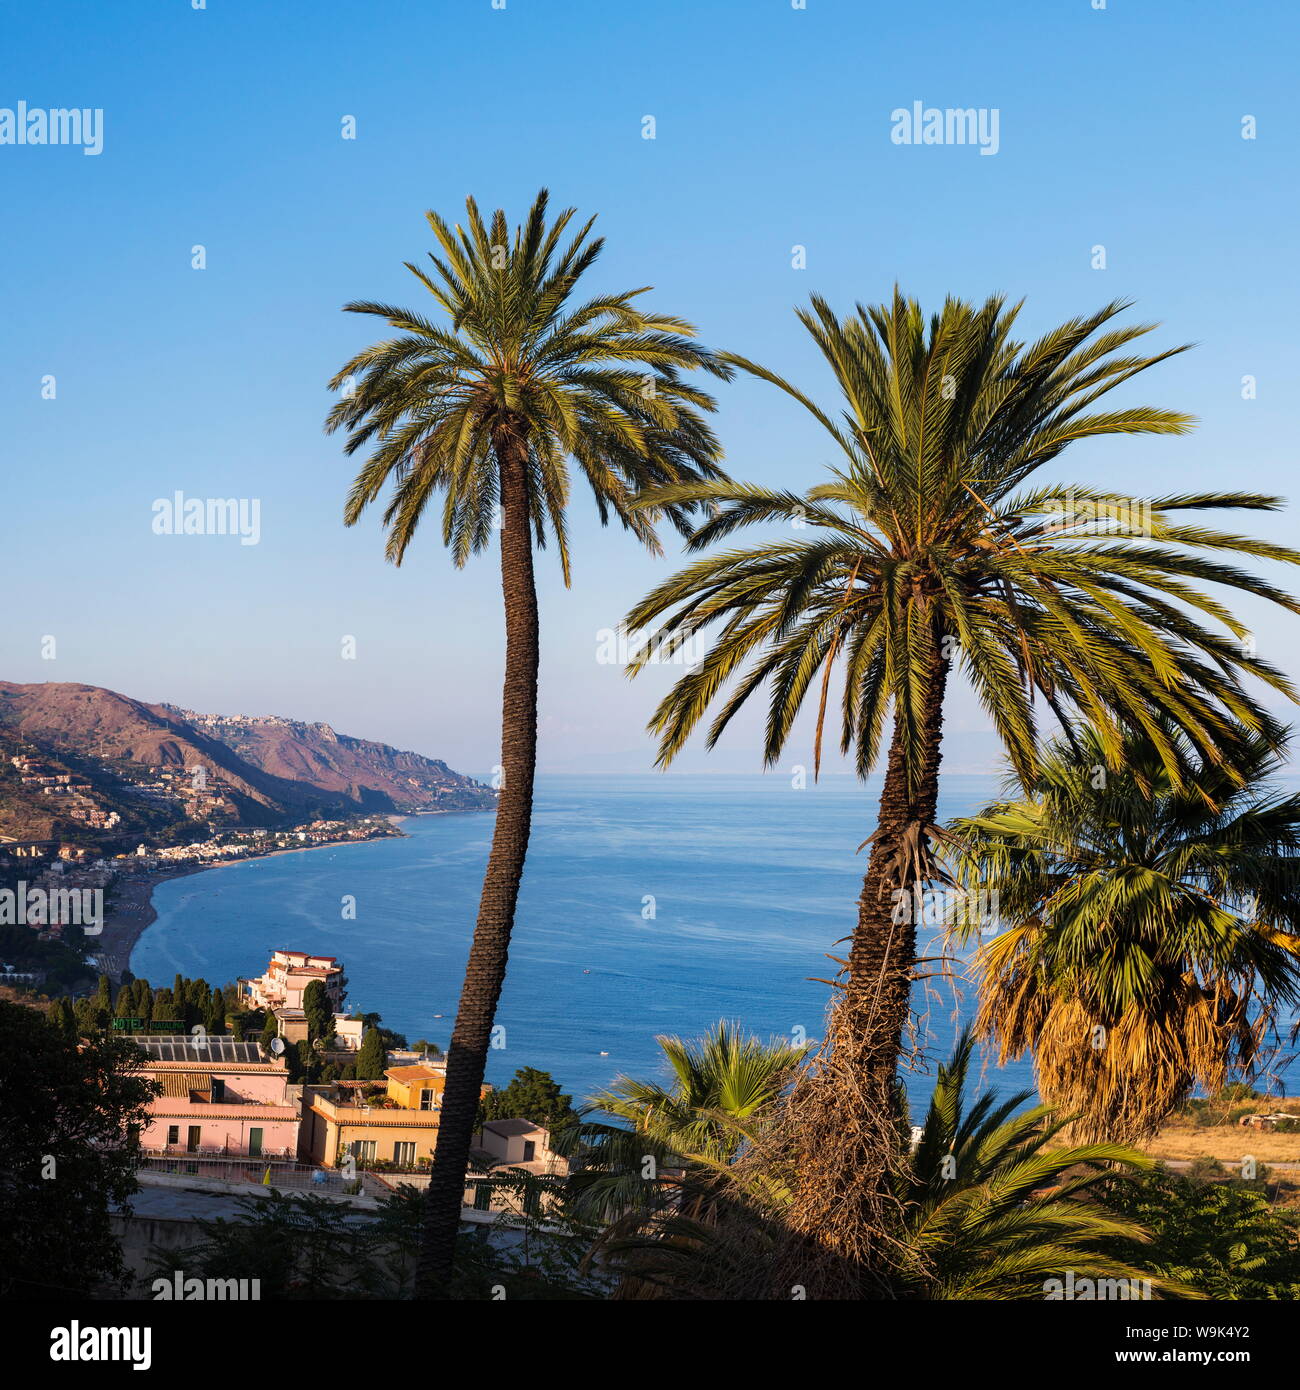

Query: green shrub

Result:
[1187,1154,1226,1183]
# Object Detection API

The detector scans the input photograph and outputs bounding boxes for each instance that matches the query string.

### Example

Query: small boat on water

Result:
[599,1050,609,1056]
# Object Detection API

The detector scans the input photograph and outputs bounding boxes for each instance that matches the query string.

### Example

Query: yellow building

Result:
[302,1063,482,1169]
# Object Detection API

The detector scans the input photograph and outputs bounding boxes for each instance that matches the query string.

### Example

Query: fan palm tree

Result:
[623,289,1300,1276]
[561,1022,806,1228]
[580,1027,1173,1299]
[948,724,1300,1142]
[588,1020,808,1163]
[326,189,730,1296]
[559,1025,806,1300]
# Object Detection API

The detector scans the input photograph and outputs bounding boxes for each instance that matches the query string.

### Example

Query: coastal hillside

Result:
[162,706,496,813]
[0,681,344,826]
[0,682,494,844]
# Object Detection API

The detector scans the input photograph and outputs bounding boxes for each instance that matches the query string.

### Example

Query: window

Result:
[393,1142,416,1166]
[248,1127,263,1157]
[348,1140,376,1165]
[522,1140,536,1162]
[419,1087,439,1111]
[472,1181,491,1211]
[186,1125,201,1153]
[166,1125,179,1146]
[211,1078,226,1102]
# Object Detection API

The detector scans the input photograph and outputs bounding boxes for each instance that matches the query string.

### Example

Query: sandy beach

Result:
[92,865,212,981]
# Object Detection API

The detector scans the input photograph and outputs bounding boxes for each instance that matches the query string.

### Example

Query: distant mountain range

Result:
[0,681,495,843]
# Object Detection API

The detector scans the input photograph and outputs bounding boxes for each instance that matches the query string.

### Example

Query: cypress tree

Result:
[354,1026,386,1081]
[206,988,226,1036]
[96,974,112,1014]
[152,988,177,1028]
[302,980,333,1044]
[73,996,102,1036]
[50,997,76,1039]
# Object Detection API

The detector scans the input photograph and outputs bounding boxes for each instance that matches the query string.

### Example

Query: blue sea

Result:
[131,772,1299,1111]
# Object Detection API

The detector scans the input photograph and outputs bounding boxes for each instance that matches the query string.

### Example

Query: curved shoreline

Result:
[97,820,414,982]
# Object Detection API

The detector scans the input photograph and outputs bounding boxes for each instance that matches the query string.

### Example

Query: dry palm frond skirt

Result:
[974,960,1262,1144]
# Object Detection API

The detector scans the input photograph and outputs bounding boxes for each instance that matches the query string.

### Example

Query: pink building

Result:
[129,1035,299,1159]
[237,949,347,1014]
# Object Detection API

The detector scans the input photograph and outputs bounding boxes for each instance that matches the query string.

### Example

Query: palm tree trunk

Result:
[415,423,539,1299]
[774,639,949,1294]
[847,640,949,1075]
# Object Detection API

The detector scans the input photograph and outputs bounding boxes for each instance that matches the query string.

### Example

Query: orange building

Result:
[301,1063,486,1168]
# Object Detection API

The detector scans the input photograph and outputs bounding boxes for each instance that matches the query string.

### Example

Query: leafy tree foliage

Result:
[0,1000,157,1298]
[302,979,333,1044]
[481,1066,579,1132]
[1099,1166,1300,1298]
[355,1026,387,1081]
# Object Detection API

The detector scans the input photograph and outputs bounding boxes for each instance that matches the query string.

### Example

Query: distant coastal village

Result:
[0,681,496,994]
[0,798,401,988]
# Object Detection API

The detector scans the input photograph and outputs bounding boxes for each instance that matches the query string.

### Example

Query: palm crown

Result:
[947,725,1300,1140]
[586,1021,808,1165]
[626,291,1300,788]
[327,188,731,570]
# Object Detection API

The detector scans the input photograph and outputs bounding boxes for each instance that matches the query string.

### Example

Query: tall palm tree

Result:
[948,724,1300,1142]
[326,189,730,1296]
[623,290,1300,1281]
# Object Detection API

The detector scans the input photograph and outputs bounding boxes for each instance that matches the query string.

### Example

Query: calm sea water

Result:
[131,772,1298,1110]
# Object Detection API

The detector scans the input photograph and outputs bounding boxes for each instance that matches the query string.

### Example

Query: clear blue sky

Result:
[2,0,1297,775]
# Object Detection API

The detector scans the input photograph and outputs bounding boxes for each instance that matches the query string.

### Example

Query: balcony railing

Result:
[137,1153,390,1198]
[145,1142,295,1161]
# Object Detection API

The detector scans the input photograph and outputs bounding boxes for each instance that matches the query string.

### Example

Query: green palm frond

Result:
[585,1021,807,1166]
[576,1024,1181,1300]
[328,188,732,572]
[625,291,1300,792]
